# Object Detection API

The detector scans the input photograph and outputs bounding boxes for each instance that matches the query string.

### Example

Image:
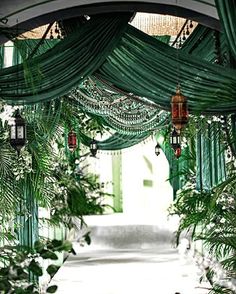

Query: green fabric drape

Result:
[13,38,59,62]
[159,138,193,199]
[196,121,226,191]
[18,176,39,250]
[97,24,236,114]
[0,45,4,68]
[0,14,130,104]
[181,24,228,64]
[215,0,236,60]
[79,131,151,151]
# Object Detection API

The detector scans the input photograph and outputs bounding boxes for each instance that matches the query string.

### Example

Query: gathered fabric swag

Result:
[0,13,236,114]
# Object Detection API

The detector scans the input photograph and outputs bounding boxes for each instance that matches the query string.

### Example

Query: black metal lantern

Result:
[10,109,26,155]
[155,143,161,156]
[90,138,98,157]
[170,129,181,151]
[68,130,77,152]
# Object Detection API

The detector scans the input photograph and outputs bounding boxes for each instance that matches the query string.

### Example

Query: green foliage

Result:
[0,239,74,293]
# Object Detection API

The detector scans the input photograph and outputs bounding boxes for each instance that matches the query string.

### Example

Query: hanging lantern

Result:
[155,143,161,156]
[68,130,77,152]
[90,138,98,157]
[10,109,26,155]
[170,129,181,151]
[171,85,188,131]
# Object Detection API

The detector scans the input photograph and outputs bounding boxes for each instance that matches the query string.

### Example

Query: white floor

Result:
[48,214,210,294]
[50,243,210,293]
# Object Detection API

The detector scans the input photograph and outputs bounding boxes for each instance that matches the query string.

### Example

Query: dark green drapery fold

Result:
[196,121,226,191]
[18,175,39,247]
[79,131,151,151]
[0,45,4,68]
[159,137,193,199]
[181,24,228,64]
[1,14,236,114]
[97,24,236,114]
[215,0,236,60]
[0,14,130,104]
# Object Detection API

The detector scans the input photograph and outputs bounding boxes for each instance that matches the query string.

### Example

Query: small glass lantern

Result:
[68,130,77,152]
[10,109,26,155]
[90,138,98,157]
[170,129,181,151]
[175,146,182,159]
[155,143,161,156]
[171,85,188,131]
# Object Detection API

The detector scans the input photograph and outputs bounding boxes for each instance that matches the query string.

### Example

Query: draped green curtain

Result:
[196,121,226,191]
[0,14,130,104]
[215,0,236,60]
[160,138,194,199]
[181,24,228,64]
[97,24,236,114]
[0,15,235,114]
[0,45,4,68]
[18,177,38,247]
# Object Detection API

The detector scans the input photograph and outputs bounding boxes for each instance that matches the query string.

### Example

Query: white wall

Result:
[121,137,173,225]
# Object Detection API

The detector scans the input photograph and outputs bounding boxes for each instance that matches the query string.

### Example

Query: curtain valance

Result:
[79,131,151,150]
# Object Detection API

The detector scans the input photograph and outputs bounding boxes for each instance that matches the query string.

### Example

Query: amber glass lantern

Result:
[68,130,77,152]
[175,146,181,159]
[171,85,188,132]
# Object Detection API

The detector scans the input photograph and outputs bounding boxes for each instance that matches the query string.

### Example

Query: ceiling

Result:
[0,0,219,35]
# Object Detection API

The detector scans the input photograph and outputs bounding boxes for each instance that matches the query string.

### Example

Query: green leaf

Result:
[46,264,59,277]
[46,285,58,293]
[0,267,9,276]
[41,250,58,260]
[51,239,63,248]
[29,260,43,276]
[84,232,91,245]
[34,240,45,253]
[60,240,72,251]
[26,284,35,292]
[0,280,11,291]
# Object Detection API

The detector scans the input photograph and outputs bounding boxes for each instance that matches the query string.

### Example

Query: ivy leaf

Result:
[46,264,60,277]
[34,240,45,253]
[51,239,63,248]
[28,260,43,276]
[46,285,58,293]
[60,240,72,251]
[41,250,58,260]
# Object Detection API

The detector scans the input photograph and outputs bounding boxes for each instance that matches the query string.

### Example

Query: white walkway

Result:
[50,215,210,294]
[51,246,210,294]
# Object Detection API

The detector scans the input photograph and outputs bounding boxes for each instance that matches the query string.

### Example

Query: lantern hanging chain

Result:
[176,16,180,89]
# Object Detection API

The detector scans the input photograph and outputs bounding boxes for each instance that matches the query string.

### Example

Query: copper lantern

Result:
[68,130,77,152]
[171,85,188,132]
